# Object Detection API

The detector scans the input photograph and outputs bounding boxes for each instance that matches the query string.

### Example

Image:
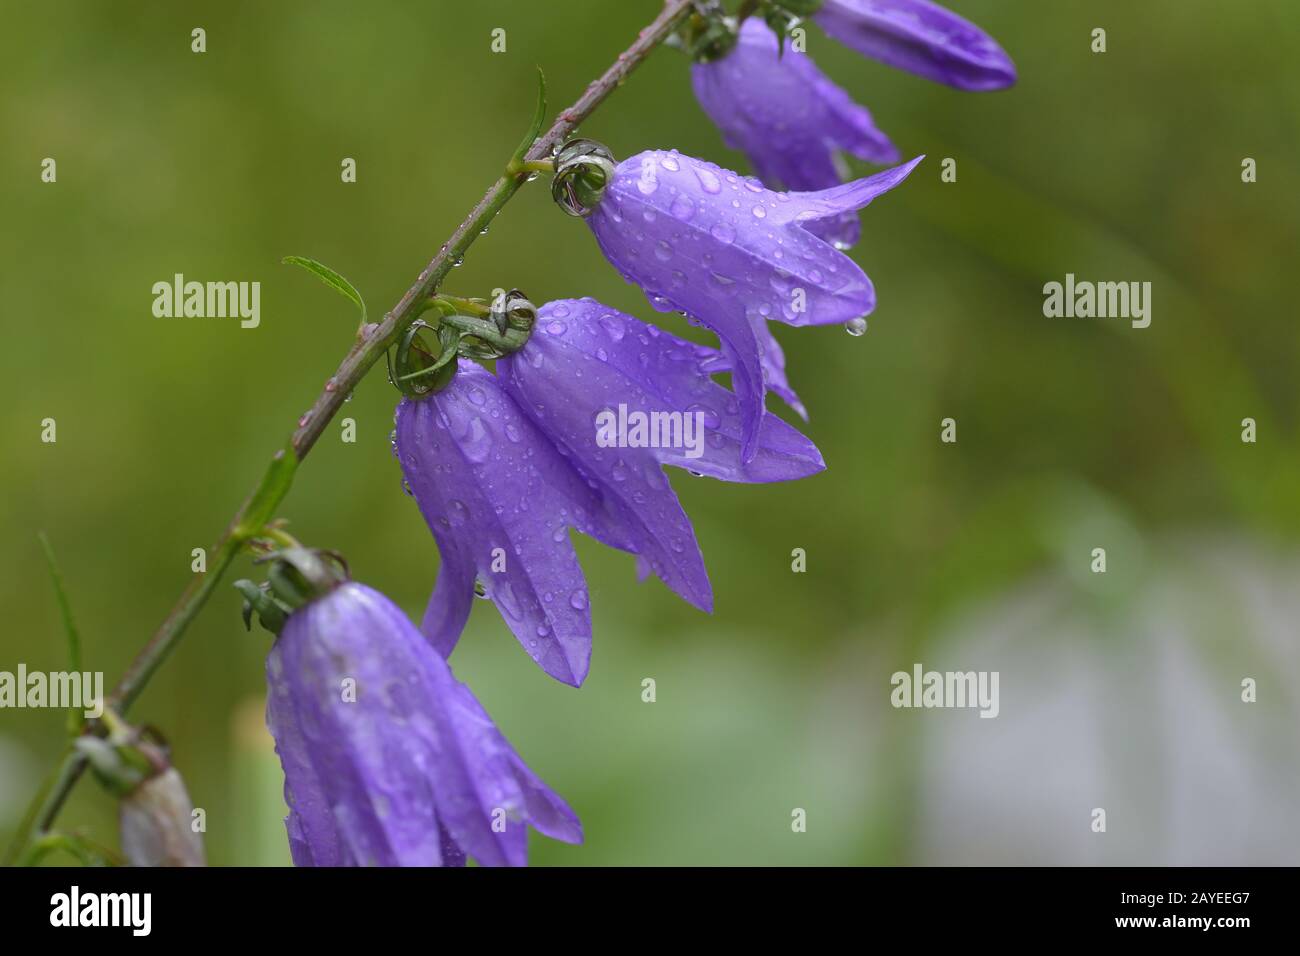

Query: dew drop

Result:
[459,416,492,462]
[710,223,735,244]
[846,317,868,336]
[599,315,625,341]
[686,403,721,428]
[694,166,722,194]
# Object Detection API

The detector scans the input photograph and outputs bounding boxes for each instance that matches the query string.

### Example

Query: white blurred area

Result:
[913,536,1300,865]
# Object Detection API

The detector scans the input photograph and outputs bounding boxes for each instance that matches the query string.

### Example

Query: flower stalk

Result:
[2,0,696,867]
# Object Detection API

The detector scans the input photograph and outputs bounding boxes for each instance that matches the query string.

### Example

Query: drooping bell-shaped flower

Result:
[395,360,631,687]
[497,298,825,610]
[585,149,921,460]
[692,18,899,248]
[265,580,582,866]
[812,0,1017,91]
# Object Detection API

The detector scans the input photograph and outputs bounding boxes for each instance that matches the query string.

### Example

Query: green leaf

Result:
[511,67,547,166]
[281,255,366,325]
[238,445,299,540]
[18,831,119,867]
[38,533,85,734]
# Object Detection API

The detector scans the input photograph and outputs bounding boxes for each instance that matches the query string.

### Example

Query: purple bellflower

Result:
[692,18,899,249]
[813,0,1017,92]
[586,149,921,461]
[497,297,825,609]
[395,360,629,687]
[265,580,582,867]
[396,306,825,685]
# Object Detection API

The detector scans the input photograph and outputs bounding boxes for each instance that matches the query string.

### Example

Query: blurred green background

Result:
[3,0,1298,865]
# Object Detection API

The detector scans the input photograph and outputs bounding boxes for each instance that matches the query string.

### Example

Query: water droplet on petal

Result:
[686,403,721,428]
[710,223,735,244]
[846,317,868,336]
[600,315,625,341]
[458,416,492,462]
[447,499,469,526]
[694,166,722,194]
[569,589,588,610]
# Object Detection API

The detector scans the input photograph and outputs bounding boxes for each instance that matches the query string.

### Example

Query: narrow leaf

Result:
[37,534,86,734]
[239,445,299,539]
[282,255,366,324]
[511,67,548,166]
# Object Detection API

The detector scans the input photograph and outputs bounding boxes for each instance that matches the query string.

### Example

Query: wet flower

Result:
[812,0,1017,92]
[395,360,630,687]
[585,148,921,460]
[265,580,582,866]
[692,18,899,248]
[497,297,825,610]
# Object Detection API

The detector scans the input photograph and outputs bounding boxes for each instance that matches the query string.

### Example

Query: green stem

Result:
[434,294,491,317]
[2,0,695,867]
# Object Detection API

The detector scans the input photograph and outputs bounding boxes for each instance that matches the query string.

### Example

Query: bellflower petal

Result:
[396,361,629,686]
[749,316,808,421]
[265,581,582,866]
[692,19,899,247]
[815,0,1017,91]
[499,299,825,609]
[587,150,920,460]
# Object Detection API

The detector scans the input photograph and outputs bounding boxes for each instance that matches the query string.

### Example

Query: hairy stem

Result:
[3,0,694,866]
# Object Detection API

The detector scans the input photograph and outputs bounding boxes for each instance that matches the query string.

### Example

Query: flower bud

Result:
[119,766,206,867]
